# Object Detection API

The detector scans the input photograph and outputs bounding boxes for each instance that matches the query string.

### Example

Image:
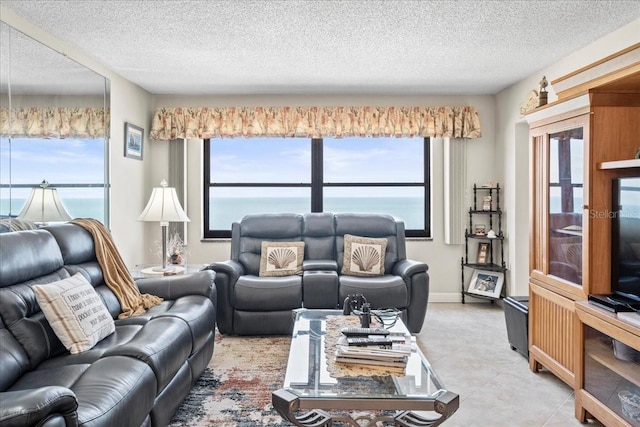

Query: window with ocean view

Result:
[204,137,431,238]
[0,137,108,223]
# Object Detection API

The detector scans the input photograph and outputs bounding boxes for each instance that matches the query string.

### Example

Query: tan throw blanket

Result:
[71,218,162,319]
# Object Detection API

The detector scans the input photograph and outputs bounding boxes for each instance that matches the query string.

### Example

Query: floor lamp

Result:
[138,179,190,272]
[17,180,72,225]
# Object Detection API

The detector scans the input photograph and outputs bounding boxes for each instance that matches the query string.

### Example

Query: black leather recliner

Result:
[0,223,217,427]
[207,212,429,335]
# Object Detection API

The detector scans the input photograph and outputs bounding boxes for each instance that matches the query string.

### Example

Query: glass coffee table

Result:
[272,309,459,426]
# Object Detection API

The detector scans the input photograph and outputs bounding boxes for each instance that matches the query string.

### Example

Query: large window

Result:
[204,137,430,238]
[0,137,108,223]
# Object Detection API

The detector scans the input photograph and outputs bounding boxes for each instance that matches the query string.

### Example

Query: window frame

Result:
[203,137,431,238]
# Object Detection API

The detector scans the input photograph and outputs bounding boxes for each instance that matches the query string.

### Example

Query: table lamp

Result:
[17,180,72,225]
[138,179,190,272]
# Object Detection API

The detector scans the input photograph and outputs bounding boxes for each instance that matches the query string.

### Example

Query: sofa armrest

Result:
[392,259,429,279]
[392,259,429,333]
[0,387,78,427]
[136,270,216,301]
[204,260,244,281]
[303,260,338,271]
[202,260,244,335]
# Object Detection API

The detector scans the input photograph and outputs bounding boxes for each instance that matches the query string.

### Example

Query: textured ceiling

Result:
[1,0,640,96]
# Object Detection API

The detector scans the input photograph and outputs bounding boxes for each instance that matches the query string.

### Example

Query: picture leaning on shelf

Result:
[467,269,505,299]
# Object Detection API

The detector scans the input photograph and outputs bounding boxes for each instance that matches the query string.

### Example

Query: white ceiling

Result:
[2,0,640,96]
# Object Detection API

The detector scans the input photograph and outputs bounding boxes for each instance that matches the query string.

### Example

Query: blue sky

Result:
[1,137,103,183]
[210,136,424,197]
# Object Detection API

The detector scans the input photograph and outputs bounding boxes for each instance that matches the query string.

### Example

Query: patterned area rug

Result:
[169,333,292,427]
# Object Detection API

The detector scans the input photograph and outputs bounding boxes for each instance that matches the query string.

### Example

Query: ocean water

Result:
[1,198,105,223]
[210,197,425,229]
[209,197,424,230]
[1,196,424,229]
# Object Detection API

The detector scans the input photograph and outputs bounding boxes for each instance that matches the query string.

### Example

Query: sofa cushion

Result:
[0,229,64,287]
[33,273,115,354]
[0,323,30,391]
[103,317,192,393]
[233,275,302,311]
[44,223,97,265]
[339,275,408,309]
[303,212,336,260]
[341,234,387,277]
[238,214,304,275]
[334,213,401,273]
[259,241,304,277]
[12,356,157,427]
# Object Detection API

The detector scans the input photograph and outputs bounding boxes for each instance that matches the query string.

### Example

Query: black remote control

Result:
[346,337,393,346]
[341,327,389,337]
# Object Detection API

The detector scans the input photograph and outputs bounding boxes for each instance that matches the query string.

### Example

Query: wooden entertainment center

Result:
[525,44,640,426]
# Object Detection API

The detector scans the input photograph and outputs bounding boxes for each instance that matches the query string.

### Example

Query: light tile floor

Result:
[416,302,605,427]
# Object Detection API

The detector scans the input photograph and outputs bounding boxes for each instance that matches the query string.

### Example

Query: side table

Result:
[129,264,208,280]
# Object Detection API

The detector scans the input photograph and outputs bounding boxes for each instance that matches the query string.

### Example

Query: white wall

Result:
[151,94,498,301]
[495,17,640,296]
[1,7,154,265]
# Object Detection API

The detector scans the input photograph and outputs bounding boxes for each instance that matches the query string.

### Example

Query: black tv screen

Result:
[612,177,640,302]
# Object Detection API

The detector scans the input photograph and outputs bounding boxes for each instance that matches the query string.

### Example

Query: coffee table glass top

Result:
[283,309,449,405]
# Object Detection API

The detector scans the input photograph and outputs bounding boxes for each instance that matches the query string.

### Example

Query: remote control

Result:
[346,337,393,347]
[341,327,389,337]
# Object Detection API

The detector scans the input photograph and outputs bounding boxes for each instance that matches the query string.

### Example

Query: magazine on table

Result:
[334,337,412,369]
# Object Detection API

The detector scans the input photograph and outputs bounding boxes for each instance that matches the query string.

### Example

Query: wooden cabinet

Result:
[527,104,594,388]
[526,58,640,424]
[576,302,640,426]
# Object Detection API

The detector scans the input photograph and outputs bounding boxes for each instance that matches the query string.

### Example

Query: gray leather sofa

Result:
[206,213,429,335]
[0,223,217,427]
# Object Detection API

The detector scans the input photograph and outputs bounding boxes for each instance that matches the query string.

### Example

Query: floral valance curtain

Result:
[150,106,482,140]
[0,107,109,138]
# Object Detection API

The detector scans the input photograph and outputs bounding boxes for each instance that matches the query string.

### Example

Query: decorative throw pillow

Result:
[342,234,387,277]
[259,241,305,277]
[33,273,115,354]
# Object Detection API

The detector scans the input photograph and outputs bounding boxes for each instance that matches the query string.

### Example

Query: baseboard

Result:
[429,293,503,304]
[429,293,464,303]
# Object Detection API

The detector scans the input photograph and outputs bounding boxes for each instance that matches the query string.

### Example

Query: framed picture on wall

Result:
[124,122,144,160]
[467,269,504,298]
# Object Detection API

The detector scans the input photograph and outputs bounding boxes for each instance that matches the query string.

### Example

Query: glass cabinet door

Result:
[584,325,640,427]
[547,126,584,286]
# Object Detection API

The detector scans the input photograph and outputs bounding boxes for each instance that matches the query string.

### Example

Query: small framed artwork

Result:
[467,269,504,298]
[474,224,486,236]
[124,122,144,160]
[476,242,490,264]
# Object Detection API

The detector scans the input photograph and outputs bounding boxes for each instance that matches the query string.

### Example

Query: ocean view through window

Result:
[204,137,431,238]
[0,137,108,223]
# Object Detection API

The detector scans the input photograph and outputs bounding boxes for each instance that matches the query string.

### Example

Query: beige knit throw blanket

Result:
[71,218,163,319]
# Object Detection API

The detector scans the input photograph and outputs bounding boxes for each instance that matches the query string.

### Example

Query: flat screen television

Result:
[611,177,640,303]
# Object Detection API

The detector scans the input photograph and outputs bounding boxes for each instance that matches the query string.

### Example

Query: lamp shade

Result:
[17,181,72,223]
[138,180,190,225]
